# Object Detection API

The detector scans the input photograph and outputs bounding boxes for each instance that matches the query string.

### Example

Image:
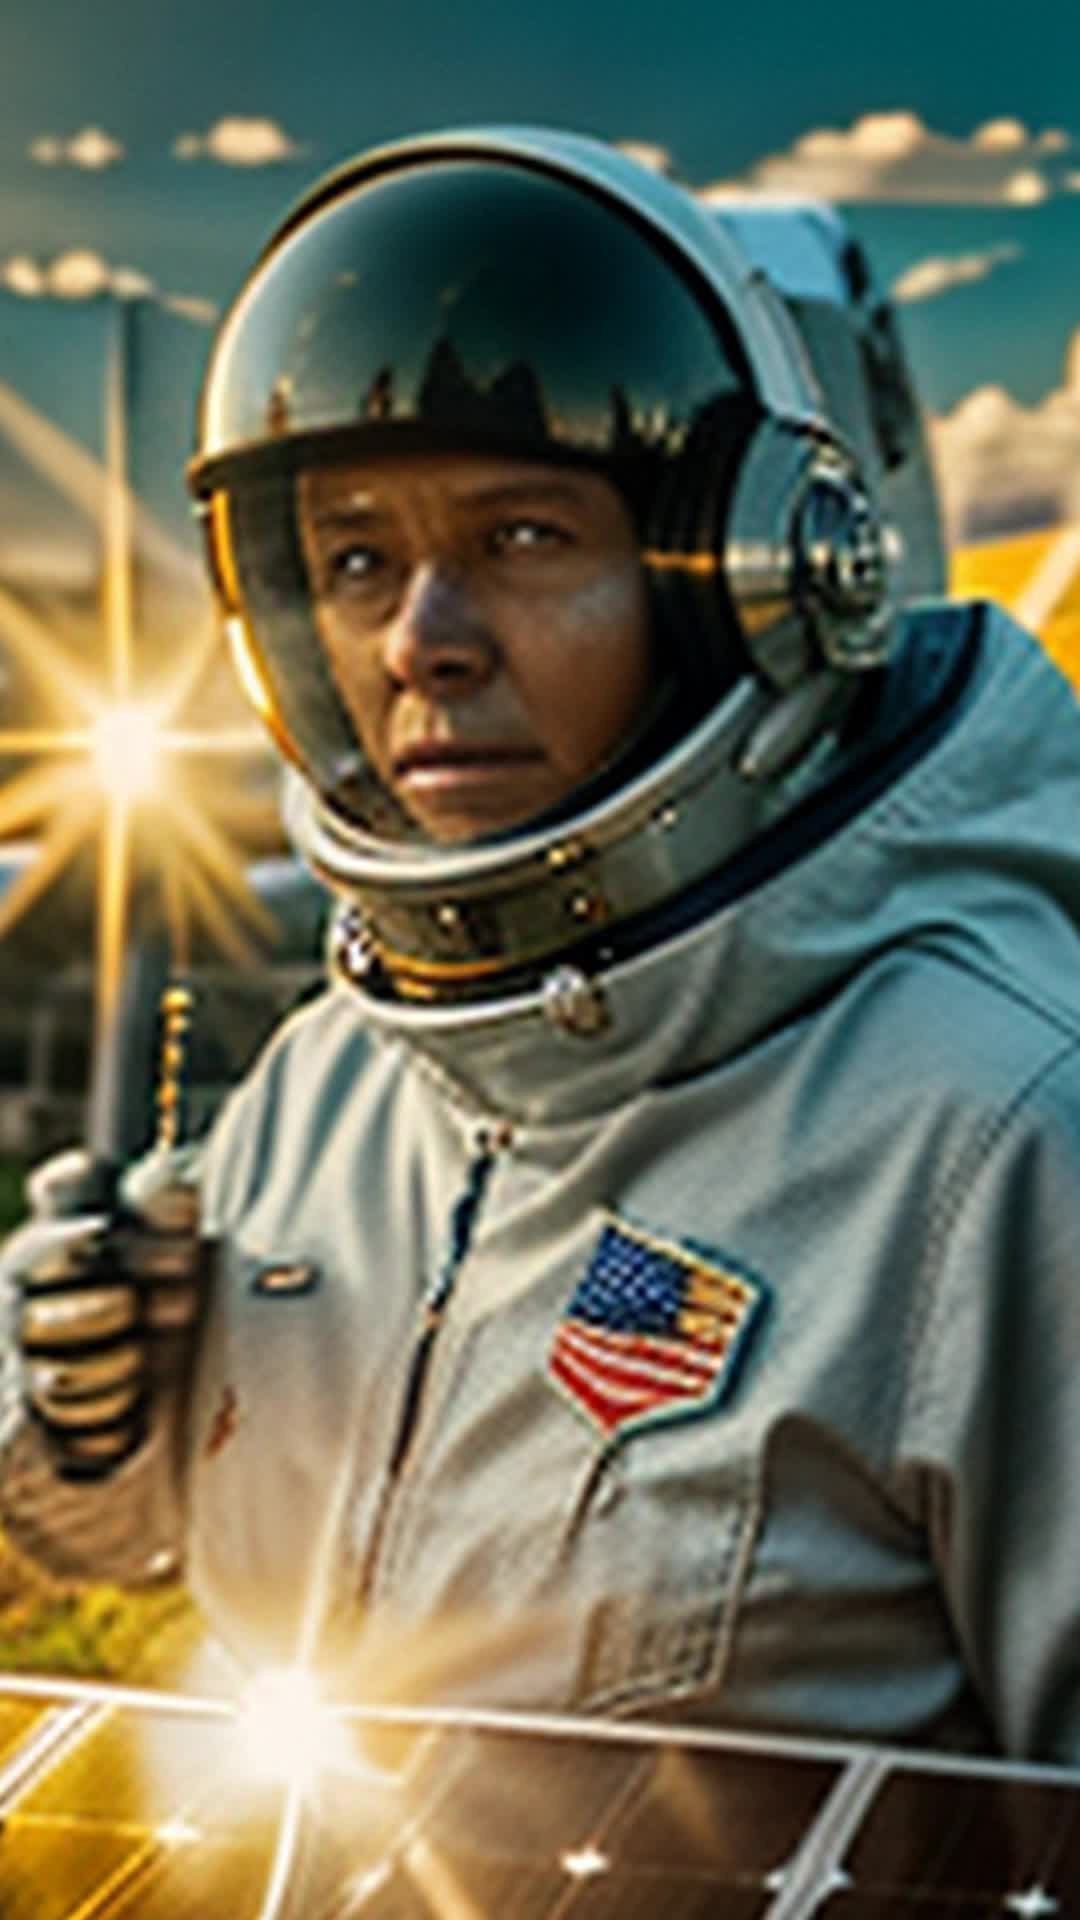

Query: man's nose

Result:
[382,564,496,697]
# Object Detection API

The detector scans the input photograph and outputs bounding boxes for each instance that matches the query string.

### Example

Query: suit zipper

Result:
[357,1130,501,1603]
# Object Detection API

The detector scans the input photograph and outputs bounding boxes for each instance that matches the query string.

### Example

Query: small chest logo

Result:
[251,1261,319,1297]
[548,1217,768,1441]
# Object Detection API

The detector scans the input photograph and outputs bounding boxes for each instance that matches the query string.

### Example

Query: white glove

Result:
[2,1143,202,1482]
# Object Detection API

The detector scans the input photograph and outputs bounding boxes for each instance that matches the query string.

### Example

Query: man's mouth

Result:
[393,741,545,782]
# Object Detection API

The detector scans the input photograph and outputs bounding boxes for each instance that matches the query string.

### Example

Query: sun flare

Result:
[232,1666,355,1794]
[90,699,166,803]
[0,588,275,1019]
[0,342,280,1037]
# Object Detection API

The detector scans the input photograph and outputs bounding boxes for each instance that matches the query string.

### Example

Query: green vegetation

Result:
[0,1573,200,1683]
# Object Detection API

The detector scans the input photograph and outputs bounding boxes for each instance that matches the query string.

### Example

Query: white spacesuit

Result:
[4,128,1080,1764]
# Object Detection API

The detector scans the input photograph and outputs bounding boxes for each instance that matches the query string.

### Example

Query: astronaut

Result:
[5,127,1080,1763]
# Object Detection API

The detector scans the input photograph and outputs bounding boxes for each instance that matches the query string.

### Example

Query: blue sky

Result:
[2,0,1080,555]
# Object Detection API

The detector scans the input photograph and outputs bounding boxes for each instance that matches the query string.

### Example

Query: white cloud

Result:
[932,327,1080,542]
[892,243,1021,304]
[705,110,1069,204]
[1004,169,1049,205]
[2,255,45,297]
[109,266,155,300]
[173,116,303,166]
[2,250,121,301]
[161,293,219,325]
[616,140,674,176]
[1,249,215,320]
[29,126,124,169]
[47,249,111,298]
[972,118,1027,151]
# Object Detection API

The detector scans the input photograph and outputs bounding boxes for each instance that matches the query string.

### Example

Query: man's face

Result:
[296,453,653,843]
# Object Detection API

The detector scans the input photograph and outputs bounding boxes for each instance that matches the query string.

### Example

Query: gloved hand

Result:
[2,1143,203,1482]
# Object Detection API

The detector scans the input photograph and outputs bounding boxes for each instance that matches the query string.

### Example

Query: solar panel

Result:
[0,1678,1076,1918]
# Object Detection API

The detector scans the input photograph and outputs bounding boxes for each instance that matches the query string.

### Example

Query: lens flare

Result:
[0,587,273,979]
[90,701,165,803]
[0,372,275,982]
[232,1666,355,1793]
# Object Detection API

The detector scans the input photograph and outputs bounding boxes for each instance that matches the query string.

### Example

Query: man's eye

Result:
[489,518,571,554]
[318,542,387,590]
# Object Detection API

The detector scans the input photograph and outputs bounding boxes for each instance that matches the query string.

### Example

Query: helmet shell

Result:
[189,128,917,1004]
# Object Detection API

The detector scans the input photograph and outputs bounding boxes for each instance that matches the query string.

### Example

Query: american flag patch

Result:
[548,1218,767,1440]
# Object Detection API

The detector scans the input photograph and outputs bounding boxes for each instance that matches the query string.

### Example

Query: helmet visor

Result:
[195,157,756,479]
[193,155,761,843]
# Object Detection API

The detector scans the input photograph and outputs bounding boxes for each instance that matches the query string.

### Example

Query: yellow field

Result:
[951,525,1080,690]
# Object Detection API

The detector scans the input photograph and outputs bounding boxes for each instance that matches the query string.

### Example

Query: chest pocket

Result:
[546,1216,769,1713]
[557,1419,760,1713]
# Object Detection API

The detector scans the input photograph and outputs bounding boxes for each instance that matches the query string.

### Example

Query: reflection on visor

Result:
[195,159,755,472]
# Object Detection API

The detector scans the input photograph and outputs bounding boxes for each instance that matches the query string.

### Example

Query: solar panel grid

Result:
[820,1896,990,1917]
[0,1690,292,1920]
[2,1812,286,1920]
[0,1700,44,1769]
[299,1727,847,1918]
[599,1743,841,1871]
[0,1817,139,1920]
[97,1824,288,1919]
[317,1850,773,1920]
[0,1689,1079,1918]
[833,1765,1080,1914]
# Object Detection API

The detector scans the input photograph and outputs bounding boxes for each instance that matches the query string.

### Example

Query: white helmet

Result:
[189,127,936,1013]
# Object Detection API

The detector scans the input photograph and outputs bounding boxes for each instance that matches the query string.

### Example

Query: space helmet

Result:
[188,126,903,1017]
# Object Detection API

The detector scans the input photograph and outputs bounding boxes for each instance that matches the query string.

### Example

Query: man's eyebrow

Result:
[304,477,590,531]
[303,497,385,533]
[456,479,588,511]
